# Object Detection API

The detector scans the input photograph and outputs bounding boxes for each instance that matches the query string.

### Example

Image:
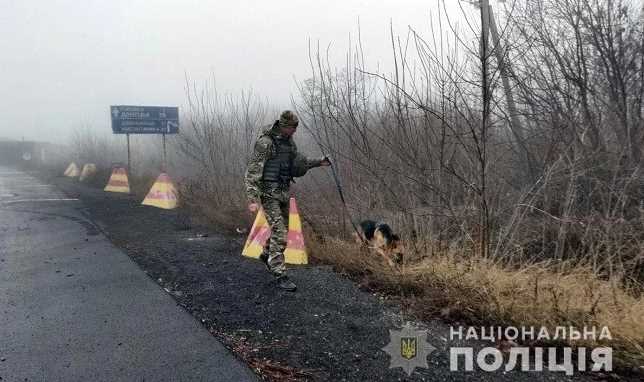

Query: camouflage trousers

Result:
[260,184,290,277]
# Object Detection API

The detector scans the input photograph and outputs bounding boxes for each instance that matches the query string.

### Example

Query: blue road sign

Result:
[110,105,179,134]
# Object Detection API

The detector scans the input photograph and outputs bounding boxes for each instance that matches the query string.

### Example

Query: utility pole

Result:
[487,2,534,179]
[480,0,491,258]
[467,0,537,256]
[487,5,525,146]
[468,0,531,178]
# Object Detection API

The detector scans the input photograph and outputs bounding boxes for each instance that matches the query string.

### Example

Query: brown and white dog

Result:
[353,220,405,266]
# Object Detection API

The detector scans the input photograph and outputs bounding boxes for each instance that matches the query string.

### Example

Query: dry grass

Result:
[176,183,250,235]
[308,236,644,370]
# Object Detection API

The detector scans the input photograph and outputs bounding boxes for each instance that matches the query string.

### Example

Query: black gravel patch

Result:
[49,175,605,382]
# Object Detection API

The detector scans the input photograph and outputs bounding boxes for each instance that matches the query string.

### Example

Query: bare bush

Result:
[292,0,644,279]
[69,125,125,168]
[175,76,273,230]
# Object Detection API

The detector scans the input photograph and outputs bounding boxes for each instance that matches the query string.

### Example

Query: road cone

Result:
[284,197,308,264]
[141,173,178,209]
[104,167,130,193]
[241,197,308,265]
[242,207,272,259]
[64,162,80,177]
[79,163,97,182]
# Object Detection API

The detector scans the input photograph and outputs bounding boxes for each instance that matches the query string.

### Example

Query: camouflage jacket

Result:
[244,124,323,204]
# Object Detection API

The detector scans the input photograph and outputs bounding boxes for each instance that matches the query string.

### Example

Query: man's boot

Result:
[259,252,270,271]
[276,275,297,292]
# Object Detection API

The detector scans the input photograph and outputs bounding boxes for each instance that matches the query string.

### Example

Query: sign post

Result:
[126,133,131,176]
[162,133,167,172]
[110,105,179,174]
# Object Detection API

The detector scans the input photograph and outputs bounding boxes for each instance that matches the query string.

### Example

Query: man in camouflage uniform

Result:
[245,110,330,291]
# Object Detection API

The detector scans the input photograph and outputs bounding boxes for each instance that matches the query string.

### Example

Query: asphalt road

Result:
[0,167,257,381]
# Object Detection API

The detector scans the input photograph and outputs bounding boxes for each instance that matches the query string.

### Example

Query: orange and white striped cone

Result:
[64,162,80,177]
[104,167,130,193]
[141,173,178,209]
[241,207,272,259]
[284,197,308,264]
[79,163,97,182]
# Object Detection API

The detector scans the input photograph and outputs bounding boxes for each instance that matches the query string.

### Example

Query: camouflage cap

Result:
[278,110,299,128]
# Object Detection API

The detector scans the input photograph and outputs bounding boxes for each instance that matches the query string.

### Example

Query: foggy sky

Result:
[0,0,469,143]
